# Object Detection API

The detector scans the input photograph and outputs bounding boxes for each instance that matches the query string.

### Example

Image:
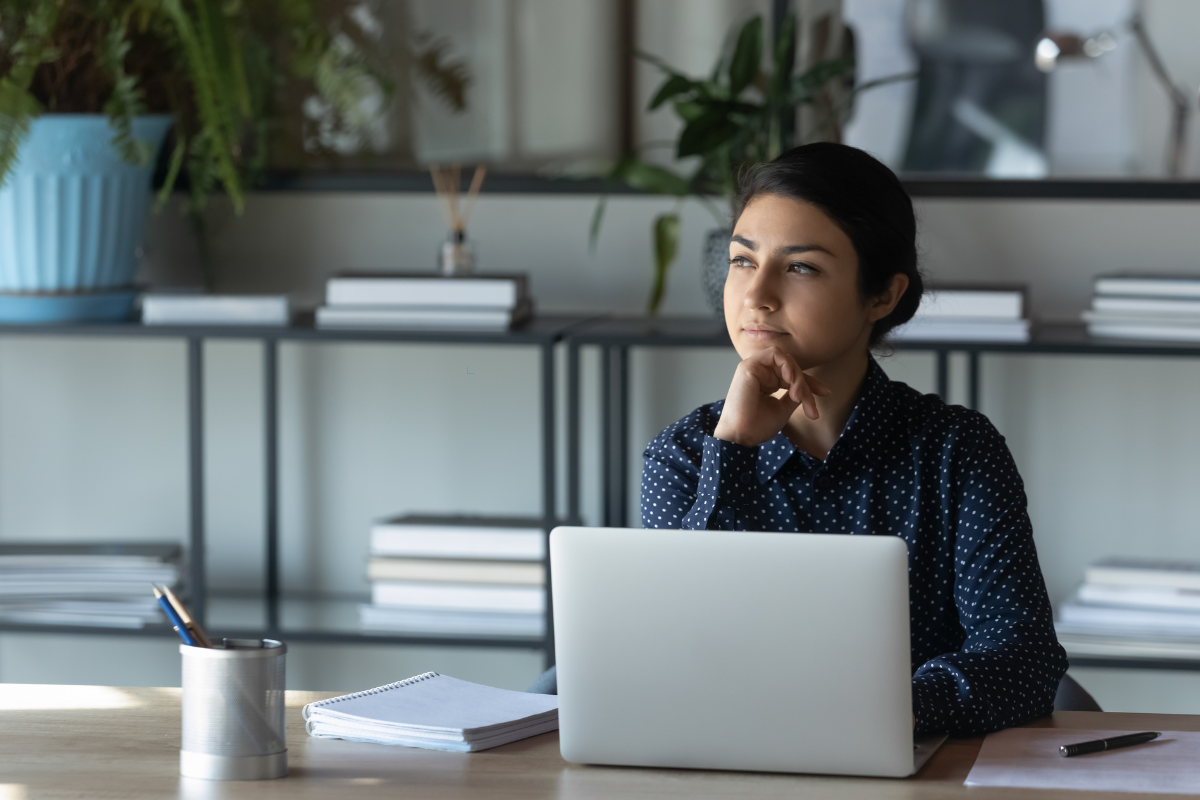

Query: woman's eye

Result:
[729,256,753,268]
[789,262,816,274]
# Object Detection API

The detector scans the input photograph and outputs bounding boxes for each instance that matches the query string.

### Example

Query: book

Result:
[314,298,533,331]
[1057,630,1200,660]
[1076,583,1200,612]
[914,288,1024,319]
[141,294,290,326]
[302,672,559,751]
[1086,321,1200,342]
[367,557,545,585]
[370,516,546,561]
[887,318,1030,342]
[370,581,545,613]
[326,273,528,309]
[358,606,544,636]
[1092,296,1200,316]
[1057,602,1200,637]
[1084,558,1200,591]
[1094,274,1200,299]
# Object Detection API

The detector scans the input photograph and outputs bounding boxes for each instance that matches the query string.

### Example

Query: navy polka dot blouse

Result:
[640,357,1067,738]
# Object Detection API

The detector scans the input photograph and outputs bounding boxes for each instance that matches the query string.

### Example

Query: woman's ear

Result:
[867,273,910,323]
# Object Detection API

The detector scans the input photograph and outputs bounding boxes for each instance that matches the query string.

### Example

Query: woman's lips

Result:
[743,325,788,340]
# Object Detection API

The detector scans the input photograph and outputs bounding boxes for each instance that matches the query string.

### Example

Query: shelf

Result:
[0,312,597,345]
[0,593,546,650]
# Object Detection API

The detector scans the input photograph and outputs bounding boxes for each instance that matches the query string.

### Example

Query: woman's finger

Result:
[805,373,833,397]
[798,372,819,420]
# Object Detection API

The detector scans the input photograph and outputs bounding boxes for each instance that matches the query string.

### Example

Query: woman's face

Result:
[724,194,879,370]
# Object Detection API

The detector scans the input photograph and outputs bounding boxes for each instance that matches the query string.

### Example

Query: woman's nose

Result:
[743,266,780,311]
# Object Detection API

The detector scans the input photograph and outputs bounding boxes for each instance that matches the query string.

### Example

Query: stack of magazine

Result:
[316,273,533,331]
[0,543,181,629]
[888,286,1030,342]
[1083,274,1200,341]
[359,515,546,637]
[1056,557,1200,660]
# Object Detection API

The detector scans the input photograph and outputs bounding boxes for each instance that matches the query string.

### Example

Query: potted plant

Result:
[593,12,911,315]
[0,0,467,322]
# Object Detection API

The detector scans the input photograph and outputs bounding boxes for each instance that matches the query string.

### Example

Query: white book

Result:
[302,672,558,752]
[142,294,289,326]
[1057,602,1200,637]
[315,299,532,331]
[914,289,1024,319]
[0,568,179,584]
[1085,558,1200,591]
[1087,322,1200,342]
[1094,275,1200,299]
[370,581,545,613]
[367,558,545,585]
[326,274,526,309]
[888,318,1030,342]
[1092,296,1200,316]
[1076,583,1200,612]
[1057,631,1200,660]
[370,516,545,561]
[358,605,544,636]
[0,581,176,596]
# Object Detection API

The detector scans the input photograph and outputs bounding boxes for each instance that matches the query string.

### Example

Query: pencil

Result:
[159,584,213,648]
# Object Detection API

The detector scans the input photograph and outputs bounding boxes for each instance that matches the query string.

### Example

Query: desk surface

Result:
[0,683,1194,799]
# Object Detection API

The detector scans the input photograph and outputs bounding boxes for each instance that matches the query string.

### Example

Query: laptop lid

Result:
[550,527,918,777]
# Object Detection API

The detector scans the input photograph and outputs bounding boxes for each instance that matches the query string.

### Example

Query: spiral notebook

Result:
[302,672,559,752]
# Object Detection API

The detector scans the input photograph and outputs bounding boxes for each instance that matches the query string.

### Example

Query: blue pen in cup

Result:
[154,585,197,647]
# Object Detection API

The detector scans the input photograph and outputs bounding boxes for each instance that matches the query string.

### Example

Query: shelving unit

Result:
[0,313,595,664]
[565,315,1200,673]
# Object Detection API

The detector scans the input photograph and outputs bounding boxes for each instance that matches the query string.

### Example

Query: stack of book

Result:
[359,515,546,637]
[0,543,182,629]
[888,286,1030,342]
[1083,274,1200,341]
[316,273,533,331]
[1056,558,1200,660]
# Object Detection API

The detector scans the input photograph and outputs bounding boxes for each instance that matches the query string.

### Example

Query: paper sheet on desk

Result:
[965,728,1200,794]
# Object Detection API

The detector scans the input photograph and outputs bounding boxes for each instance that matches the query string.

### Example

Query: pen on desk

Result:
[159,583,213,648]
[153,585,198,647]
[1060,731,1160,757]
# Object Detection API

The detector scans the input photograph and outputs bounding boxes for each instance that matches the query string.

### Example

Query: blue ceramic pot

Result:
[0,114,173,322]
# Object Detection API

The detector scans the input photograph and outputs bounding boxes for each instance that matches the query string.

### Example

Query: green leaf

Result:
[790,57,855,104]
[771,14,797,97]
[612,158,691,196]
[647,212,680,315]
[673,100,705,122]
[677,109,741,158]
[649,74,695,110]
[588,195,608,252]
[728,15,763,96]
[156,133,188,212]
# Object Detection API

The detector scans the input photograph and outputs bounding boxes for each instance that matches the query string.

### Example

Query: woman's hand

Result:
[712,345,831,448]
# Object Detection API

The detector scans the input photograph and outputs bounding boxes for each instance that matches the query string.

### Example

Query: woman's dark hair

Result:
[732,142,923,347]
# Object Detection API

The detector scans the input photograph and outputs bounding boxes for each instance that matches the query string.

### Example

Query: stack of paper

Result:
[1084,274,1200,341]
[1056,558,1200,659]
[141,294,290,326]
[359,515,546,637]
[303,672,558,751]
[0,543,182,628]
[888,287,1030,342]
[315,273,533,331]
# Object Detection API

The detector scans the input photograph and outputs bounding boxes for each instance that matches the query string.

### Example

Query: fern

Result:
[0,0,60,187]
[98,21,150,166]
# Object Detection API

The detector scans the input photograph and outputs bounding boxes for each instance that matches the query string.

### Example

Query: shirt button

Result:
[739,472,754,485]
[815,473,833,490]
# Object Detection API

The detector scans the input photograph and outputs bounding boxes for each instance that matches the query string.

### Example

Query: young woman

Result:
[640,143,1067,738]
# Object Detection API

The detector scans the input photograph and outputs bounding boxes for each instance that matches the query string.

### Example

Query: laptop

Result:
[549,527,946,777]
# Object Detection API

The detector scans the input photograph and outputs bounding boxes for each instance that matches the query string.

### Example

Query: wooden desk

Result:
[0,684,1194,799]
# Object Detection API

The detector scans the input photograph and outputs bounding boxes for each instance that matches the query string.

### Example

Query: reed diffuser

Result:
[429,164,487,276]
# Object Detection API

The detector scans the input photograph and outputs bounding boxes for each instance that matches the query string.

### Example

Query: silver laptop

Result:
[549,527,946,778]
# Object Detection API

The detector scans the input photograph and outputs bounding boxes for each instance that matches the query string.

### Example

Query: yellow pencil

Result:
[159,584,213,648]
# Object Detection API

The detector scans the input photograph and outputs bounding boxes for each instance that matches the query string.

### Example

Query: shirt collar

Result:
[754,356,892,484]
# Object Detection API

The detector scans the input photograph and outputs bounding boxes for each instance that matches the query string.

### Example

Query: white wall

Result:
[5,190,1200,711]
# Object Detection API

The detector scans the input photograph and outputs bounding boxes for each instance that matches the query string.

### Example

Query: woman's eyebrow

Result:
[731,234,756,249]
[778,243,833,256]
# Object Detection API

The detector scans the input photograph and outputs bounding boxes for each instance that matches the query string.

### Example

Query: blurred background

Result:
[3,0,1200,716]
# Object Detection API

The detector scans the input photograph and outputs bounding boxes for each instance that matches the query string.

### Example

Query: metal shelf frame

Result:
[564,316,1200,672]
[0,314,596,663]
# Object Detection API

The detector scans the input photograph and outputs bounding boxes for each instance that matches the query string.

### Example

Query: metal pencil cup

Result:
[180,638,287,781]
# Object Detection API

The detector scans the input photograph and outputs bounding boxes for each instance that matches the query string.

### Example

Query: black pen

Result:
[1060,731,1160,757]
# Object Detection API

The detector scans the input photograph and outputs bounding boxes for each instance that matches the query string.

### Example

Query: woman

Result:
[640,142,1067,737]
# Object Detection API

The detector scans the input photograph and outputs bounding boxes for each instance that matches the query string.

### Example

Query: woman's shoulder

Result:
[885,378,1005,455]
[643,400,726,464]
